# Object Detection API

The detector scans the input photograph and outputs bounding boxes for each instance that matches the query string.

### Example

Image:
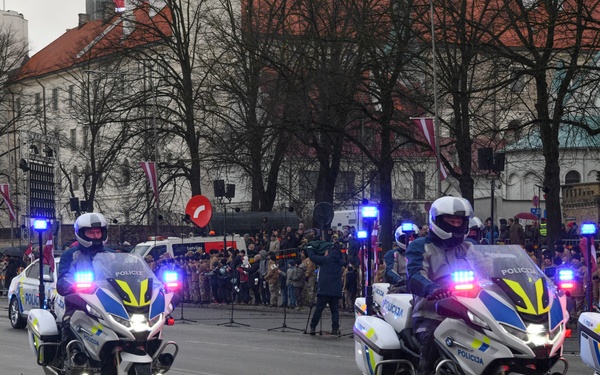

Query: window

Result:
[369,171,380,200]
[72,166,79,190]
[413,171,426,199]
[299,170,318,200]
[14,97,20,115]
[68,85,74,108]
[70,129,77,147]
[35,92,41,112]
[82,126,88,150]
[52,88,58,110]
[565,170,581,185]
[335,171,356,200]
[122,159,131,186]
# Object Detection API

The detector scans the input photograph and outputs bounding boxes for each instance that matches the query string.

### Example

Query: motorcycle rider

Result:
[406,196,491,375]
[56,212,113,362]
[384,226,412,293]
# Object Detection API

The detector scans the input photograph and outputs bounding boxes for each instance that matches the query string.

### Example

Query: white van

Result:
[132,235,246,261]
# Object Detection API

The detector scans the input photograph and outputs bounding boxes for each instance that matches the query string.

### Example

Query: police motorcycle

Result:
[354,245,570,375]
[27,252,180,375]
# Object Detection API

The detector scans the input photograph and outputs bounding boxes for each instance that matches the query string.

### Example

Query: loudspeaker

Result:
[213,180,225,197]
[477,148,494,171]
[69,197,80,212]
[494,152,505,172]
[225,183,235,199]
[80,200,89,212]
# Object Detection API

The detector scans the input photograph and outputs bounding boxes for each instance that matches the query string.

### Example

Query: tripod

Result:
[176,289,197,324]
[268,287,303,333]
[218,283,249,327]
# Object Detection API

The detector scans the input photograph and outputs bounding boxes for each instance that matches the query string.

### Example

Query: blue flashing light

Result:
[362,205,378,219]
[163,271,179,283]
[401,223,415,232]
[357,230,367,239]
[33,219,48,231]
[581,222,597,236]
[452,270,474,283]
[558,269,574,282]
[74,271,94,283]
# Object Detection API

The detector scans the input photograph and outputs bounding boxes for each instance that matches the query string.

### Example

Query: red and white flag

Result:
[113,0,126,12]
[24,243,33,260]
[0,183,16,221]
[412,117,448,180]
[43,234,55,272]
[140,161,159,205]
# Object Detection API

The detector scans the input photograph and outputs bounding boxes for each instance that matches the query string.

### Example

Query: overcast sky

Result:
[5,0,85,55]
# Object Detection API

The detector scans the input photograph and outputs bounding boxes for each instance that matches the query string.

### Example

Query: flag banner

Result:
[114,0,126,12]
[0,183,16,221]
[411,117,448,180]
[43,233,55,272]
[140,161,159,205]
[24,243,33,260]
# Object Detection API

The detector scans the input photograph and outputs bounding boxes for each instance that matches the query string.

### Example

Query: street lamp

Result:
[581,222,597,312]
[361,204,378,316]
[33,218,48,310]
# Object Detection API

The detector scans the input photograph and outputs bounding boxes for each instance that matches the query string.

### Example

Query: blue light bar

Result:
[401,223,414,232]
[74,271,94,283]
[357,230,367,239]
[362,206,378,218]
[163,271,179,283]
[451,270,474,283]
[581,222,597,236]
[33,219,48,231]
[558,269,574,281]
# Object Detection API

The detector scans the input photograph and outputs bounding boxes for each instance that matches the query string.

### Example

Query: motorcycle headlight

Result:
[130,314,149,332]
[548,323,563,341]
[500,323,528,341]
[149,313,163,328]
[110,313,131,328]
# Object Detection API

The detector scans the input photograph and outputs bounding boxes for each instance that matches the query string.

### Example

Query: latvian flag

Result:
[0,183,16,221]
[114,0,126,12]
[411,117,448,181]
[140,161,159,205]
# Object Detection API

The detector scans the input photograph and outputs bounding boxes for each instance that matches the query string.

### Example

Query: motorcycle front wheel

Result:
[128,363,151,375]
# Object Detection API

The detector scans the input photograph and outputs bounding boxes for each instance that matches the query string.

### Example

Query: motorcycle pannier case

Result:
[27,309,60,365]
[354,315,401,375]
[579,312,600,371]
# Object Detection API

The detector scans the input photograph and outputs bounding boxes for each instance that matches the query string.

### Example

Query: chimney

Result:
[78,13,91,27]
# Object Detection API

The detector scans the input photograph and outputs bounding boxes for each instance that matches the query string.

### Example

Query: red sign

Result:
[185,195,213,228]
[532,195,540,207]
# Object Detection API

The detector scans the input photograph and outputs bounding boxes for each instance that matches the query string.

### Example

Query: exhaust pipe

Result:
[158,353,174,367]
[71,351,88,367]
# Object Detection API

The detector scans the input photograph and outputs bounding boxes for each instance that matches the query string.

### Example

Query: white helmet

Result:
[394,223,419,249]
[74,212,108,249]
[469,217,484,230]
[428,197,474,248]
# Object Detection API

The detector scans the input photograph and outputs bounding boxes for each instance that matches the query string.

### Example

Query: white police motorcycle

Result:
[27,252,180,375]
[354,245,570,375]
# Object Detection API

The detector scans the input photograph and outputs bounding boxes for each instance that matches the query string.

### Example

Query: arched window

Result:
[507,173,520,200]
[72,166,79,191]
[565,170,581,185]
[122,159,131,186]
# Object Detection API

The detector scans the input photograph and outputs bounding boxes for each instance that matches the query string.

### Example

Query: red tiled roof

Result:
[16,6,172,81]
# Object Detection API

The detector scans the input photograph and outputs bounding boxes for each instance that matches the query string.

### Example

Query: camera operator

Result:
[307,232,345,336]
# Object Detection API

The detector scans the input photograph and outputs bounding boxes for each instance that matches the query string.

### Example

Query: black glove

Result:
[594,275,599,280]
[428,288,452,300]
[395,277,406,287]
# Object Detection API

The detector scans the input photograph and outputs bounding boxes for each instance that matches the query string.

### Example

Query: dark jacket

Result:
[308,247,344,297]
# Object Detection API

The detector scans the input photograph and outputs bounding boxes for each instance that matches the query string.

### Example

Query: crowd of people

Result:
[143,226,361,315]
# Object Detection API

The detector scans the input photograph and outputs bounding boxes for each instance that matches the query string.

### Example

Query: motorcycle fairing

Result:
[479,290,526,330]
[578,312,600,371]
[493,277,550,316]
[109,278,152,307]
[96,287,129,320]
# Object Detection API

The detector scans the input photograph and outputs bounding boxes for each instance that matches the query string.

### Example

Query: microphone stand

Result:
[268,290,303,333]
[218,280,249,327]
[177,288,197,324]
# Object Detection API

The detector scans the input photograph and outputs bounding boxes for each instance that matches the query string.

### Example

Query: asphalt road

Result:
[0,297,593,374]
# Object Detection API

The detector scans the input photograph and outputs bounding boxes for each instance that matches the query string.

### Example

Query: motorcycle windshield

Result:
[473,245,550,317]
[92,253,163,309]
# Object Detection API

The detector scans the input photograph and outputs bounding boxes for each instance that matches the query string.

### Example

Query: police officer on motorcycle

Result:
[56,213,113,361]
[384,226,411,293]
[406,196,490,375]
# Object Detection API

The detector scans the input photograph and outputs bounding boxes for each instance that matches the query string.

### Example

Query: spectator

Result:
[509,217,526,246]
[286,260,297,308]
[269,235,280,252]
[498,219,510,243]
[265,252,280,307]
[248,253,262,305]
[344,264,358,313]
[570,253,587,320]
[278,259,288,307]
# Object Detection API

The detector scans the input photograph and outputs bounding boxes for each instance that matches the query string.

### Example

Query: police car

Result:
[7,256,60,329]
